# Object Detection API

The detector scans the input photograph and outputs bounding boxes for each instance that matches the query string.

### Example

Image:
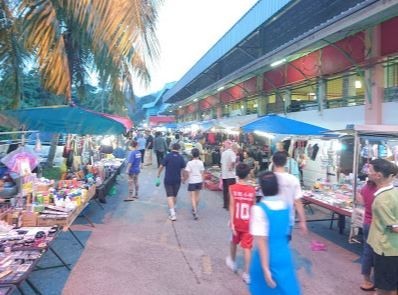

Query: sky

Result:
[134,0,258,97]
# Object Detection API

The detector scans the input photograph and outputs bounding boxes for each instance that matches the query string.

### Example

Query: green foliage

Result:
[41,166,62,180]
[0,0,162,111]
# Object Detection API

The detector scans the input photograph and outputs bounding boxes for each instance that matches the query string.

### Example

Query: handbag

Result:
[73,155,82,171]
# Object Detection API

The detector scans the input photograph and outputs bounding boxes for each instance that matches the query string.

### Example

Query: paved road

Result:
[61,163,365,295]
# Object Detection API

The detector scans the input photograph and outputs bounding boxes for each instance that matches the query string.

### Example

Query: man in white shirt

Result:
[272,151,307,238]
[221,140,236,210]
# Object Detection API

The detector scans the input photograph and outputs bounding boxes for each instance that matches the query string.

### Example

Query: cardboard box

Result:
[37,216,68,227]
[6,212,19,226]
[21,211,38,227]
[35,183,53,192]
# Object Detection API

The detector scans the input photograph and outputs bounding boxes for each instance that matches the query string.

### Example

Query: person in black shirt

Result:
[157,143,186,221]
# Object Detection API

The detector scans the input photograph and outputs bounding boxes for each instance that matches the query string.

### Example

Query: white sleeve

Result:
[185,161,192,172]
[250,204,269,236]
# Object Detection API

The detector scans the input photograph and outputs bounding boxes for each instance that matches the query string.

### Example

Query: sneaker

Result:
[225,256,237,273]
[193,211,199,220]
[168,214,177,221]
[242,272,250,284]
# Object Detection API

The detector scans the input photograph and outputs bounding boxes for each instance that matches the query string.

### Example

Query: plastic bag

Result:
[59,159,67,173]
[155,177,161,187]
[1,146,39,174]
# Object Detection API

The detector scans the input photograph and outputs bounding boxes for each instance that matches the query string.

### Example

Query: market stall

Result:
[0,106,132,291]
[301,124,398,238]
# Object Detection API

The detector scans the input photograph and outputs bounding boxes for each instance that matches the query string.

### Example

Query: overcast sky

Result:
[134,0,258,97]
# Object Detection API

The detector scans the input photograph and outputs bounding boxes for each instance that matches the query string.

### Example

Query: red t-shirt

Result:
[360,182,377,225]
[230,183,256,232]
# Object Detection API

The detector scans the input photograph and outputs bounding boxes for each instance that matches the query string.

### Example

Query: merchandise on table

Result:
[0,226,59,284]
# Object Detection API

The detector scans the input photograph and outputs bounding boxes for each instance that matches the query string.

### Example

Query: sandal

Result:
[124,198,135,202]
[360,285,375,291]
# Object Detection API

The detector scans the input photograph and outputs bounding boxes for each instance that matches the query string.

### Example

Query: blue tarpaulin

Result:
[242,114,329,135]
[164,122,178,129]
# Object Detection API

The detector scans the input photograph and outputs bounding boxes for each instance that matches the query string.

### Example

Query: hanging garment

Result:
[34,133,42,153]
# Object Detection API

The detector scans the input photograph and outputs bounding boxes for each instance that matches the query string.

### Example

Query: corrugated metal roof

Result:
[164,0,388,104]
[142,82,176,108]
[163,0,291,102]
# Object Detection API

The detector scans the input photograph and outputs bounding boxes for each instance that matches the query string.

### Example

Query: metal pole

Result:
[352,131,360,200]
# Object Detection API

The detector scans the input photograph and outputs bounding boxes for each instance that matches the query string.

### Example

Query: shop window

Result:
[384,57,398,101]
[325,74,364,109]
[266,93,284,114]
[289,83,318,112]
[222,105,229,117]
[246,98,258,114]
[229,101,244,116]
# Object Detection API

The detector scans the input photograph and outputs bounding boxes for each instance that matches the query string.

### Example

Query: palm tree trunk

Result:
[46,133,60,167]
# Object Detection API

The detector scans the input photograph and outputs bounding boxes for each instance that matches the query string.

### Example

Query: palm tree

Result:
[0,0,161,110]
[1,0,162,167]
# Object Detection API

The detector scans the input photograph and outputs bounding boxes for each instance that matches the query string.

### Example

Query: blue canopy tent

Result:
[198,119,218,131]
[3,105,132,135]
[242,114,329,135]
[164,122,178,129]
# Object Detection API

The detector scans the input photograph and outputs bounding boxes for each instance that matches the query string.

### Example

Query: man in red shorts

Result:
[226,163,256,284]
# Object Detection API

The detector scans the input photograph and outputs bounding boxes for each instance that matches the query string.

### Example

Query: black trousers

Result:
[139,149,145,163]
[155,150,165,167]
[222,178,236,209]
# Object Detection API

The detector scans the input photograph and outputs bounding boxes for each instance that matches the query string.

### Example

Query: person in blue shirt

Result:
[157,143,186,221]
[125,141,142,201]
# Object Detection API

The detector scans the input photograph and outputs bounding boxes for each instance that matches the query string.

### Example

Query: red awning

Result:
[149,116,175,127]
[101,113,133,130]
[84,108,133,132]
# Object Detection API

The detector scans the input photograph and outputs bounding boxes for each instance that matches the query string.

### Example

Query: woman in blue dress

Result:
[249,171,301,295]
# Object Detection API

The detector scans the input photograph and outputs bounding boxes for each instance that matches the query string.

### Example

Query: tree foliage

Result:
[0,0,161,111]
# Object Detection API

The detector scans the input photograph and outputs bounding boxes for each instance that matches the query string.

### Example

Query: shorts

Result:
[374,252,398,291]
[188,183,203,191]
[231,230,253,249]
[165,183,181,197]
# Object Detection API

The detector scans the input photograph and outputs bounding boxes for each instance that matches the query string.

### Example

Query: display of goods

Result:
[204,180,222,191]
[203,171,212,181]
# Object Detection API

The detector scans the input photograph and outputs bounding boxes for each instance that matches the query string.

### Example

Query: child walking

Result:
[226,163,257,284]
[184,148,204,220]
[125,141,142,201]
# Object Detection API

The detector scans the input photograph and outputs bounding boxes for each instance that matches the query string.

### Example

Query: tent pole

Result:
[352,131,360,200]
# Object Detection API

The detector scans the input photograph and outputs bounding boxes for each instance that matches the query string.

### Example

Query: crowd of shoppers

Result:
[123,129,398,295]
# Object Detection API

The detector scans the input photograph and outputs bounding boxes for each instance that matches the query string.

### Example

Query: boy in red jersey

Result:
[226,163,256,284]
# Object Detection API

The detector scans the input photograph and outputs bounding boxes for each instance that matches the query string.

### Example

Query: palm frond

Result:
[0,0,26,109]
[63,0,161,80]
[19,0,71,100]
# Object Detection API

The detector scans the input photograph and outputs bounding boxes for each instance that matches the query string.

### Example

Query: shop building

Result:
[162,0,398,130]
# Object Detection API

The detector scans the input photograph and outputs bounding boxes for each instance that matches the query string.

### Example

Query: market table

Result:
[0,227,60,295]
[0,184,98,294]
[303,195,352,234]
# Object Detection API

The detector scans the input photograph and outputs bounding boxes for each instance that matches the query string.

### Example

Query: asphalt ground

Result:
[15,162,367,295]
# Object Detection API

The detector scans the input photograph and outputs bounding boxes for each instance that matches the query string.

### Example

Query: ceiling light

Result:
[270,58,286,67]
[355,80,362,89]
[217,86,225,91]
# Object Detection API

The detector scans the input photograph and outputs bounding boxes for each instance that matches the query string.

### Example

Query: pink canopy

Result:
[84,109,133,132]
